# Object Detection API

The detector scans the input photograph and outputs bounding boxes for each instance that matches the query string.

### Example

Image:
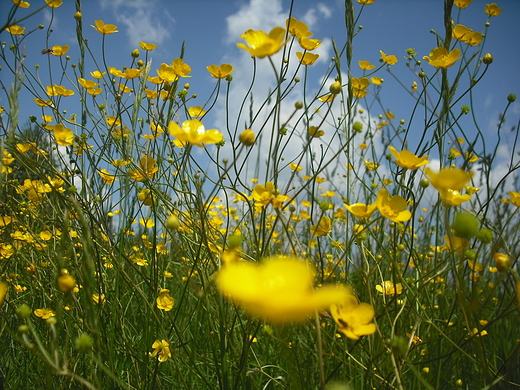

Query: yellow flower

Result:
[330,295,377,339]
[286,17,311,38]
[34,308,56,319]
[388,146,429,169]
[91,20,118,34]
[171,58,191,78]
[296,51,319,66]
[128,156,158,182]
[380,51,398,65]
[298,36,321,51]
[45,0,62,7]
[371,76,383,85]
[376,189,412,223]
[237,27,287,58]
[454,0,472,9]
[308,126,324,138]
[149,340,171,362]
[92,293,106,304]
[252,182,289,208]
[206,64,235,79]
[424,167,473,206]
[57,273,76,293]
[464,31,483,46]
[510,191,520,207]
[90,70,106,79]
[351,77,370,98]
[139,218,155,228]
[46,84,75,97]
[78,78,99,89]
[442,235,470,252]
[311,217,332,237]
[215,256,348,323]
[139,41,158,51]
[47,123,74,146]
[51,45,69,56]
[0,282,7,307]
[0,216,13,227]
[168,119,223,147]
[6,25,25,35]
[423,47,462,69]
[376,280,402,296]
[12,0,30,8]
[494,253,511,272]
[344,202,377,218]
[359,60,376,70]
[453,24,470,41]
[485,3,502,17]
[156,289,175,311]
[358,0,376,4]
[97,169,117,185]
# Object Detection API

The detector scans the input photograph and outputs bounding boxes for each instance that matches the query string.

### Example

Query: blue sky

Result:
[1,0,519,191]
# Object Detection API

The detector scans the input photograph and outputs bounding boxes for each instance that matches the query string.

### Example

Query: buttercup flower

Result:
[156,289,175,311]
[128,156,158,181]
[359,60,376,70]
[423,47,462,69]
[376,189,412,223]
[149,340,171,362]
[171,58,191,78]
[6,25,25,35]
[455,0,472,9]
[376,280,403,296]
[388,146,429,169]
[286,17,311,38]
[34,308,56,319]
[330,295,377,339]
[237,27,287,58]
[188,106,207,118]
[345,202,377,218]
[139,41,158,51]
[168,119,223,147]
[311,216,332,237]
[0,282,7,307]
[91,20,118,35]
[351,77,370,98]
[380,51,398,65]
[252,182,289,208]
[425,167,473,206]
[206,64,235,79]
[215,256,348,323]
[98,169,117,185]
[47,124,74,146]
[494,253,511,272]
[509,191,520,207]
[45,0,62,7]
[485,3,502,17]
[13,0,30,8]
[358,0,376,4]
[296,52,319,66]
[51,45,69,56]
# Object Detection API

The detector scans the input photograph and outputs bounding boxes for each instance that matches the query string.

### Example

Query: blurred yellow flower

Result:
[156,289,175,311]
[90,70,106,79]
[92,293,106,304]
[12,0,30,8]
[51,45,69,56]
[139,41,158,51]
[78,78,99,89]
[149,340,171,362]
[0,282,7,307]
[509,191,520,207]
[139,218,155,228]
[6,25,25,35]
[359,60,376,70]
[252,182,289,208]
[376,188,412,223]
[206,64,235,79]
[311,216,332,237]
[380,51,398,65]
[494,253,511,272]
[45,0,62,7]
[345,202,377,218]
[128,156,158,181]
[34,308,55,319]
[46,84,75,97]
[454,0,472,9]
[286,17,311,38]
[330,294,377,339]
[237,27,287,58]
[425,167,473,206]
[215,256,348,323]
[485,3,502,17]
[423,47,461,69]
[388,146,429,169]
[296,51,319,65]
[308,126,324,137]
[91,20,118,34]
[358,0,376,4]
[376,280,402,295]
[48,123,74,146]
[298,36,321,51]
[168,119,223,147]
[188,106,207,118]
[443,235,470,252]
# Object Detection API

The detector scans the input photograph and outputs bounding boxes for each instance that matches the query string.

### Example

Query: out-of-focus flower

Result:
[168,119,223,147]
[91,20,118,34]
[455,0,472,9]
[423,47,462,69]
[308,126,324,138]
[149,340,171,362]
[376,189,411,223]
[252,182,289,208]
[296,52,319,66]
[358,0,376,4]
[351,77,370,98]
[388,146,429,169]
[45,0,62,7]
[206,64,235,79]
[376,280,403,296]
[425,167,473,206]
[6,25,25,35]
[311,217,332,237]
[46,123,74,146]
[0,282,7,307]
[330,294,377,339]
[98,169,117,185]
[485,3,502,17]
[215,256,348,323]
[128,156,158,181]
[510,191,520,207]
[494,253,511,272]
[237,27,287,58]
[345,202,377,219]
[13,0,30,8]
[156,289,175,311]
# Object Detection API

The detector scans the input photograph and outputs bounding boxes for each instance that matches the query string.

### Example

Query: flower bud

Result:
[16,304,32,319]
[166,214,181,230]
[294,101,303,110]
[352,121,363,133]
[452,212,480,238]
[75,333,93,352]
[329,80,342,95]
[482,53,493,65]
[419,179,430,188]
[476,228,493,243]
[227,234,243,248]
[74,12,82,20]
[508,94,516,103]
[131,49,140,58]
[494,252,511,272]
[239,129,255,146]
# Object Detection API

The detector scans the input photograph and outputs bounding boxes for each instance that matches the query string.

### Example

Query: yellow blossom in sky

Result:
[206,64,235,79]
[454,0,472,9]
[139,41,158,51]
[388,146,430,169]
[91,20,118,34]
[380,50,398,65]
[485,3,502,17]
[423,47,462,69]
[296,52,319,66]
[6,25,25,35]
[237,27,287,58]
[168,119,223,147]
[376,189,411,223]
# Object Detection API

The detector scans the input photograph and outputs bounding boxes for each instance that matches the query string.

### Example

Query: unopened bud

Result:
[482,53,493,65]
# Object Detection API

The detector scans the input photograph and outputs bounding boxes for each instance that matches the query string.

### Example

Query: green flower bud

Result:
[461,105,470,114]
[16,304,32,319]
[74,12,82,20]
[18,324,29,333]
[319,201,331,211]
[476,228,493,243]
[294,101,303,110]
[508,94,516,103]
[452,212,480,239]
[463,249,476,260]
[75,333,93,352]
[329,80,342,95]
[166,215,181,230]
[352,121,363,133]
[227,234,243,248]
[482,53,493,65]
